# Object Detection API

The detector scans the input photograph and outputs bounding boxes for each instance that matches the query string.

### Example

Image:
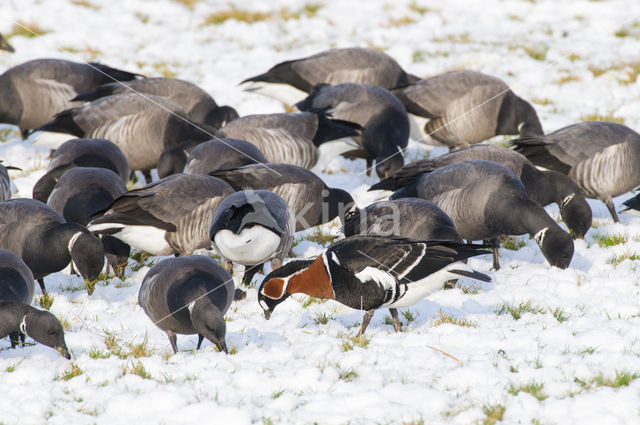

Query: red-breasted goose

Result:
[258,235,490,336]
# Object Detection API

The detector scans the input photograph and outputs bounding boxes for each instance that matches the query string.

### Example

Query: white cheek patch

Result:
[68,231,83,253]
[330,252,341,266]
[560,193,576,209]
[534,227,549,246]
[517,122,525,132]
[187,300,196,314]
[19,315,28,336]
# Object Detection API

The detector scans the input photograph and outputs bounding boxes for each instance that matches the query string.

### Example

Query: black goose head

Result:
[24,308,70,359]
[324,188,357,226]
[204,106,239,129]
[496,92,543,137]
[558,193,592,238]
[258,259,314,319]
[157,146,191,178]
[189,299,228,353]
[533,225,574,269]
[69,230,105,284]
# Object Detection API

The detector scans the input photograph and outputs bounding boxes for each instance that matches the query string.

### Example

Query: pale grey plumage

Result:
[393,70,543,148]
[511,121,640,222]
[183,138,269,175]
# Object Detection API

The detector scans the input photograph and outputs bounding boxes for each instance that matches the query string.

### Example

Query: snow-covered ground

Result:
[1,0,640,424]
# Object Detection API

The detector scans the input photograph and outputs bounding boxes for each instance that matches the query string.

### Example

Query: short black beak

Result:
[263,309,272,320]
[58,346,71,359]
[218,340,228,354]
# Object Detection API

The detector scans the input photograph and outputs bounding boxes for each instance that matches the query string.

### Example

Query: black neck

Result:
[496,92,543,137]
[0,301,29,338]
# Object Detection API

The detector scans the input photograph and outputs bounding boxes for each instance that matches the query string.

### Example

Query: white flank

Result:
[241,81,308,106]
[311,138,359,173]
[28,131,75,149]
[408,113,429,142]
[534,226,550,246]
[213,226,280,265]
[90,224,172,256]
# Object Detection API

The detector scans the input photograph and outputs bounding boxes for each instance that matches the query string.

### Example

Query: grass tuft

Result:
[7,22,50,38]
[304,228,336,247]
[609,251,640,267]
[508,381,547,401]
[38,293,54,310]
[312,312,333,325]
[204,3,323,26]
[575,370,639,389]
[592,232,627,247]
[340,334,371,351]
[499,235,526,251]
[122,361,152,379]
[433,311,477,327]
[481,404,505,425]
[338,368,358,382]
[580,113,625,124]
[58,363,83,381]
[496,300,545,320]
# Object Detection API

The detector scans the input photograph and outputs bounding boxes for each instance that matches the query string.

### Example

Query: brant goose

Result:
[73,77,238,129]
[0,249,35,347]
[0,199,105,294]
[47,167,130,277]
[210,163,355,231]
[88,174,234,257]
[139,255,234,353]
[511,121,640,222]
[210,190,295,286]
[296,83,409,178]
[32,138,130,202]
[258,235,489,335]
[371,144,592,237]
[241,47,419,105]
[0,58,139,132]
[392,70,543,148]
[390,160,574,270]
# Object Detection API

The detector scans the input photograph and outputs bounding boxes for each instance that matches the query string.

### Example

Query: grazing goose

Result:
[0,58,139,132]
[210,190,295,286]
[390,160,574,270]
[88,174,234,257]
[0,33,14,52]
[139,255,234,353]
[371,144,592,237]
[0,161,20,201]
[510,121,640,222]
[0,199,105,294]
[296,83,409,178]
[258,235,490,336]
[73,77,239,129]
[159,137,268,178]
[241,47,419,105]
[0,249,35,347]
[0,301,70,358]
[343,198,462,243]
[216,112,360,169]
[392,70,543,148]
[47,167,130,277]
[210,163,355,231]
[622,194,640,213]
[36,93,214,178]
[32,138,130,202]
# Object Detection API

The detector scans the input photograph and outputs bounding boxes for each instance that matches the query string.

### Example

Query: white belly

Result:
[88,223,173,256]
[213,226,281,265]
[242,81,308,106]
[29,131,75,149]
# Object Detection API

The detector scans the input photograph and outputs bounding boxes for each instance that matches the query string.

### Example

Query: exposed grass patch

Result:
[7,22,50,38]
[508,381,547,401]
[575,370,639,389]
[57,363,83,381]
[549,306,571,323]
[301,296,328,308]
[38,292,54,310]
[521,44,548,61]
[130,250,156,271]
[495,300,545,320]
[312,312,333,325]
[580,113,625,124]
[609,251,640,267]
[0,127,20,142]
[171,0,201,9]
[127,338,152,358]
[592,232,628,247]
[304,228,336,247]
[531,98,554,106]
[387,16,416,26]
[554,74,580,84]
[203,3,323,26]
[481,404,505,425]
[433,311,477,327]
[271,389,285,399]
[70,0,100,10]
[409,1,430,15]
[338,368,358,382]
[402,309,416,323]
[340,334,371,351]
[499,235,526,251]
[122,361,152,379]
[88,347,110,359]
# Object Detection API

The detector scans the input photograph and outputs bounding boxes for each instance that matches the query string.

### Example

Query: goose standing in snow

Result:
[0,58,139,133]
[215,111,360,170]
[88,174,234,257]
[0,34,14,52]
[241,47,419,105]
[210,163,355,231]
[296,83,409,178]
[159,137,268,178]
[0,199,105,294]
[139,255,234,354]
[390,160,574,270]
[343,198,462,243]
[258,235,490,336]
[32,138,130,202]
[510,121,640,222]
[73,77,238,129]
[393,70,543,147]
[210,190,295,286]
[36,93,214,181]
[47,167,130,277]
[371,144,592,237]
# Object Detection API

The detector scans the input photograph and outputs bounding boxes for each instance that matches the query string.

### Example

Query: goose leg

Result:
[224,261,233,273]
[196,334,204,350]
[142,170,153,184]
[358,310,375,337]
[167,331,178,354]
[604,197,620,223]
[9,332,20,348]
[389,308,403,332]
[271,257,283,270]
[37,279,47,295]
[242,263,263,287]
[489,238,500,270]
[366,158,373,176]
